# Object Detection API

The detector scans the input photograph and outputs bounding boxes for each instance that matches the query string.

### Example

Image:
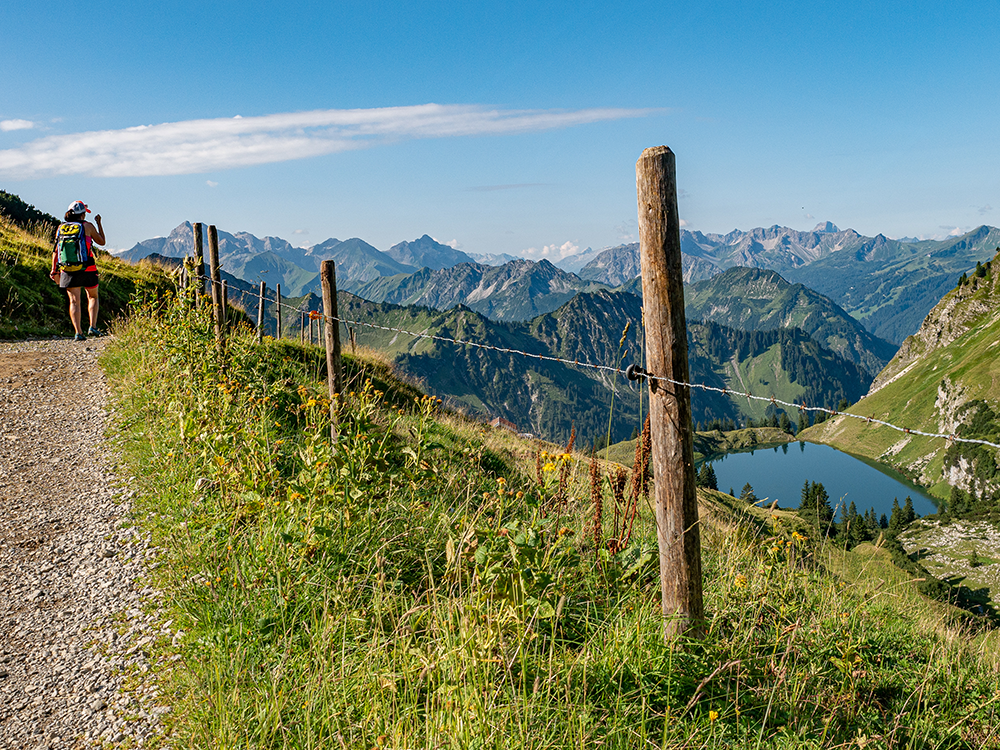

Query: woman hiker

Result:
[49,200,106,341]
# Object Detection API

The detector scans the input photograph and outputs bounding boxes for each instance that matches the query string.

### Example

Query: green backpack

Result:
[55,222,90,272]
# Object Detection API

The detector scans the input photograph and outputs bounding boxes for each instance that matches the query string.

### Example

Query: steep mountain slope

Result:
[300,237,416,291]
[385,234,476,269]
[224,250,318,297]
[577,241,722,285]
[684,267,898,378]
[807,251,1000,499]
[352,259,609,322]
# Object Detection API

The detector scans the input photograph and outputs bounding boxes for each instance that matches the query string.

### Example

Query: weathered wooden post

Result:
[636,146,704,639]
[257,281,266,342]
[193,222,205,308]
[350,327,356,354]
[208,225,226,355]
[321,260,343,441]
[221,280,229,329]
[275,284,283,339]
[300,311,306,344]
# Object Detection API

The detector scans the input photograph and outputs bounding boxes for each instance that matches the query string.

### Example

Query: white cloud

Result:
[206,180,218,187]
[977,204,993,215]
[678,219,689,228]
[521,240,580,261]
[0,104,655,179]
[444,239,462,250]
[614,220,634,243]
[0,119,34,132]
[293,229,308,235]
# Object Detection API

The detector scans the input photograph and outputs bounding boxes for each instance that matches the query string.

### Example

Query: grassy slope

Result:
[0,216,173,338]
[101,297,1000,749]
[805,266,1000,500]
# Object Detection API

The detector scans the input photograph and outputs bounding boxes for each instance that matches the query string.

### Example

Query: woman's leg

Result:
[85,285,99,330]
[66,287,83,334]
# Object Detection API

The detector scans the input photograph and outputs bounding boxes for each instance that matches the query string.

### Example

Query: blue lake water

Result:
[705,441,940,520]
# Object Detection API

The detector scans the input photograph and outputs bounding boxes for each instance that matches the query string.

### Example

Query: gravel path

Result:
[1,338,166,749]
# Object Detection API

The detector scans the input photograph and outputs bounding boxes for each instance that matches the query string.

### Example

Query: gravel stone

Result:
[1,338,166,748]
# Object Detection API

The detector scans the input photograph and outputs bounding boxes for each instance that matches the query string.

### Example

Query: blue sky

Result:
[1,0,998,258]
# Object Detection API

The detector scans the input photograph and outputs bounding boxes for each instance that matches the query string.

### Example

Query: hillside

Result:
[807,251,1000,500]
[94,296,1000,747]
[684,266,898,378]
[0,216,173,339]
[337,289,870,445]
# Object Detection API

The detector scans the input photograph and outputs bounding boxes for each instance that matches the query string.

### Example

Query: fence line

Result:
[188,273,1000,452]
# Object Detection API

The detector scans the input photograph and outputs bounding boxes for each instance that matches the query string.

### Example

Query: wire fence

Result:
[187,272,1000,452]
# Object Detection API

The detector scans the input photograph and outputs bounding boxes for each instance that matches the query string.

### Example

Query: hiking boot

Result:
[88,326,104,337]
[74,333,86,342]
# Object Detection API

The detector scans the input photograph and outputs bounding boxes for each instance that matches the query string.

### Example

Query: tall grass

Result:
[104,292,1000,749]
[0,216,171,338]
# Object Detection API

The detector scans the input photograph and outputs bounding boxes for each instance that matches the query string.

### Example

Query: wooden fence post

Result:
[221,280,229,329]
[300,311,306,344]
[636,146,704,639]
[207,225,225,355]
[257,281,266,342]
[193,222,205,308]
[276,284,283,339]
[321,260,343,441]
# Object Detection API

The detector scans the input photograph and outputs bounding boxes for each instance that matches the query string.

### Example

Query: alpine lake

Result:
[704,440,940,520]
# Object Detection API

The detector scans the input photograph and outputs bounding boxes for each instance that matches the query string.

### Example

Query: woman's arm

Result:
[86,215,106,246]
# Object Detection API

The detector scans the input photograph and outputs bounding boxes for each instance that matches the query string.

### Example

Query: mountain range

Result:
[123,221,1000,346]
[580,224,1000,344]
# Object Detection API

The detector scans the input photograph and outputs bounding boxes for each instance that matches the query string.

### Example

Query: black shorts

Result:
[59,269,99,289]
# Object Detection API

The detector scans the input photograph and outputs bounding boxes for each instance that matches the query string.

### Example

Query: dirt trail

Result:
[0,338,165,748]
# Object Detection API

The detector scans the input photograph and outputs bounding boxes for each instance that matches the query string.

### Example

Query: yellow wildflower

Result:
[708,710,719,722]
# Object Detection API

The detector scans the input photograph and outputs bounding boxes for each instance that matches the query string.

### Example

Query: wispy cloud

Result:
[521,240,580,261]
[0,119,34,132]
[0,104,655,179]
[206,180,218,187]
[977,204,993,216]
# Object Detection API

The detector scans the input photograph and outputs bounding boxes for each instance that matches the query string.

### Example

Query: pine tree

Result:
[740,482,758,504]
[888,498,904,536]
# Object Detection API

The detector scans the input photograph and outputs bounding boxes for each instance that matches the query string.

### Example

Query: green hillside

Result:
[807,252,1000,501]
[0,213,173,339]
[336,289,869,446]
[98,295,1000,747]
[684,266,898,378]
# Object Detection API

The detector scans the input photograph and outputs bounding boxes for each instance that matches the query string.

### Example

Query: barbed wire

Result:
[187,272,1000,452]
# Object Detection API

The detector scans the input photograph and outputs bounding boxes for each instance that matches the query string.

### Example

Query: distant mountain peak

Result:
[813,221,840,233]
